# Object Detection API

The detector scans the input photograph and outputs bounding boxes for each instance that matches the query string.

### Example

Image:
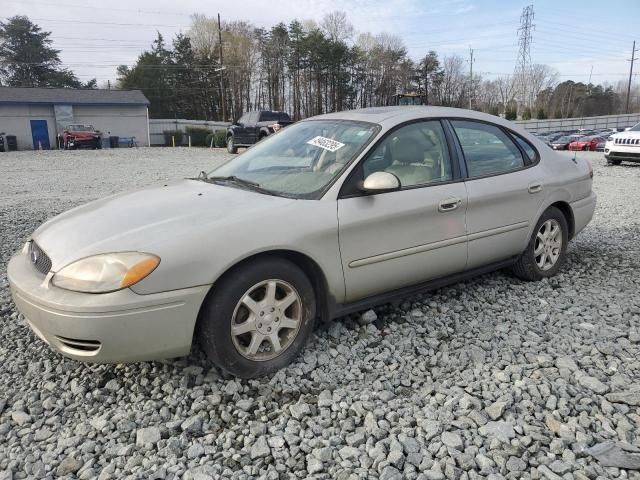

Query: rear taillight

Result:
[270,123,282,133]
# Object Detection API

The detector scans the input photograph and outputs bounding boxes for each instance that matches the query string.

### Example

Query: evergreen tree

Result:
[0,16,84,87]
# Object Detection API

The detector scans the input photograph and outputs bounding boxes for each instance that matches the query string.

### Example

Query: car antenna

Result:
[572,149,578,164]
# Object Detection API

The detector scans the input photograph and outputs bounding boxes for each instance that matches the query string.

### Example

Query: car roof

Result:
[310,106,528,133]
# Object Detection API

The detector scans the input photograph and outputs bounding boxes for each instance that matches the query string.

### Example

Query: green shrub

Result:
[536,108,547,120]
[504,108,517,121]
[489,106,500,116]
[214,129,227,147]
[185,127,212,147]
[163,130,183,146]
[522,108,532,120]
[553,110,563,119]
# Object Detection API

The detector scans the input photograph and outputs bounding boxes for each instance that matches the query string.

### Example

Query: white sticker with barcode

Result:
[306,136,345,152]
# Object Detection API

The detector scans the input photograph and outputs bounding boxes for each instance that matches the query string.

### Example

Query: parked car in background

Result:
[0,132,4,152]
[595,139,606,152]
[61,124,102,150]
[569,135,604,151]
[605,122,640,165]
[227,111,293,153]
[550,136,573,150]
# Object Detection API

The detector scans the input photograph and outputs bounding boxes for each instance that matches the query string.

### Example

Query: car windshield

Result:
[630,122,640,132]
[67,125,94,131]
[209,120,379,199]
[260,112,291,122]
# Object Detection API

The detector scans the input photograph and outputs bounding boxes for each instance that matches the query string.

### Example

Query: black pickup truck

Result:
[226,111,293,153]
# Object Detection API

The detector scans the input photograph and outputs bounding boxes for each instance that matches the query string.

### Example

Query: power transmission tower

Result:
[626,40,638,114]
[468,47,475,109]
[513,5,534,111]
[218,13,226,122]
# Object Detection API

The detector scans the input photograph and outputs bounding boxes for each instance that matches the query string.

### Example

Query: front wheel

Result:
[226,136,238,154]
[607,159,622,166]
[512,206,568,281]
[198,257,316,378]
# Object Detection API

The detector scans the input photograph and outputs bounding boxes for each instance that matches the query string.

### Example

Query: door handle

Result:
[438,198,462,212]
[528,183,543,194]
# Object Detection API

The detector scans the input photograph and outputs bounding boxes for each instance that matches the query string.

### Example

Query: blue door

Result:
[30,120,50,150]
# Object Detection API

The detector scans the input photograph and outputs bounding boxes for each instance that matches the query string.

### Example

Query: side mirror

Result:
[359,171,401,193]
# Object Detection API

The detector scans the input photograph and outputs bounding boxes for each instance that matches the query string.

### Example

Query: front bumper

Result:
[7,251,210,363]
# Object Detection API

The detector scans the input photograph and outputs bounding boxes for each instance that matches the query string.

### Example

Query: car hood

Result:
[66,131,99,138]
[32,179,294,271]
[611,131,640,140]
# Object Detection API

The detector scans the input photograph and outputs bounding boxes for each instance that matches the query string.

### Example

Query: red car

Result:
[568,135,603,151]
[61,124,102,150]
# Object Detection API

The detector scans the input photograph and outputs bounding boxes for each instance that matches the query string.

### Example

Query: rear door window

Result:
[451,120,525,178]
[512,134,538,163]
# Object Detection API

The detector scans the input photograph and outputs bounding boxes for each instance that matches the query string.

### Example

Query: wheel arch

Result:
[195,249,332,333]
[549,200,575,240]
[259,128,270,138]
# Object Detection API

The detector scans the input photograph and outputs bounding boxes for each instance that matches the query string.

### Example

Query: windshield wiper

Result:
[204,174,277,196]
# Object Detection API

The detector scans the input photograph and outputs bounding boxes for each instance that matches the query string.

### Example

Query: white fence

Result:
[149,119,230,146]
[515,113,640,133]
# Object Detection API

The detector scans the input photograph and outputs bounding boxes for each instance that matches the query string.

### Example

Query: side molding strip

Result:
[349,221,529,269]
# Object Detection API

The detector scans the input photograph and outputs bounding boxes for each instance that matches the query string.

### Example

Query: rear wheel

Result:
[512,206,568,281]
[198,257,316,378]
[226,135,238,154]
[607,159,622,166]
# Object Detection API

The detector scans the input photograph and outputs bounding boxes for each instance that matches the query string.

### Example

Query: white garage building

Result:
[0,87,150,150]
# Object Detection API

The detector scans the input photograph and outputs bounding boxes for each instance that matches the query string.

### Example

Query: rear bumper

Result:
[8,251,210,363]
[571,192,597,237]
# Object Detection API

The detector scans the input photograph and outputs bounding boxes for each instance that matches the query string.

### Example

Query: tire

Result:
[226,135,238,154]
[198,257,316,378]
[607,159,622,166]
[512,206,569,281]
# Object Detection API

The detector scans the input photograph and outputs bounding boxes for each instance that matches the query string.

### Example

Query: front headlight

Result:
[52,252,160,293]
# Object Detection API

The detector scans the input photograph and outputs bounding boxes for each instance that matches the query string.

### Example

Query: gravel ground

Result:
[0,147,639,480]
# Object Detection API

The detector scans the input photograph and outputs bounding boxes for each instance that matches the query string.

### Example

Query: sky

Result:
[3,0,639,88]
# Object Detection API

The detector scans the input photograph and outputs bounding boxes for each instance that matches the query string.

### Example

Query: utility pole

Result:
[468,47,475,109]
[217,13,226,122]
[625,40,638,114]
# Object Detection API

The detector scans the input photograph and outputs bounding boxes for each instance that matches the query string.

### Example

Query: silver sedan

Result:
[8,107,597,377]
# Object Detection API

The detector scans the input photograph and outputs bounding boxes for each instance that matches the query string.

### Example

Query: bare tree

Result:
[495,75,516,112]
[320,11,354,42]
[528,64,558,108]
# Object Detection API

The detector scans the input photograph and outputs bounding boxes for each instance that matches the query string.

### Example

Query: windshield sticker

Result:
[307,136,345,152]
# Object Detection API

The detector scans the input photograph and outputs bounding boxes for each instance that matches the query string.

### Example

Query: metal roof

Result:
[0,87,149,106]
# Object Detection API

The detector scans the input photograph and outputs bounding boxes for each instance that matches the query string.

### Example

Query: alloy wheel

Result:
[230,279,302,361]
[534,219,562,271]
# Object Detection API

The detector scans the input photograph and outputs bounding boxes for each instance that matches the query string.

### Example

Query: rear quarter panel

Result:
[526,147,593,243]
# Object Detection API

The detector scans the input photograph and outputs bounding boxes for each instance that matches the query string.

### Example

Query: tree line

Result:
[1,14,637,120]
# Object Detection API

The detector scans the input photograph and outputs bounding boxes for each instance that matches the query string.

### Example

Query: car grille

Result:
[29,242,52,275]
[614,138,640,145]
